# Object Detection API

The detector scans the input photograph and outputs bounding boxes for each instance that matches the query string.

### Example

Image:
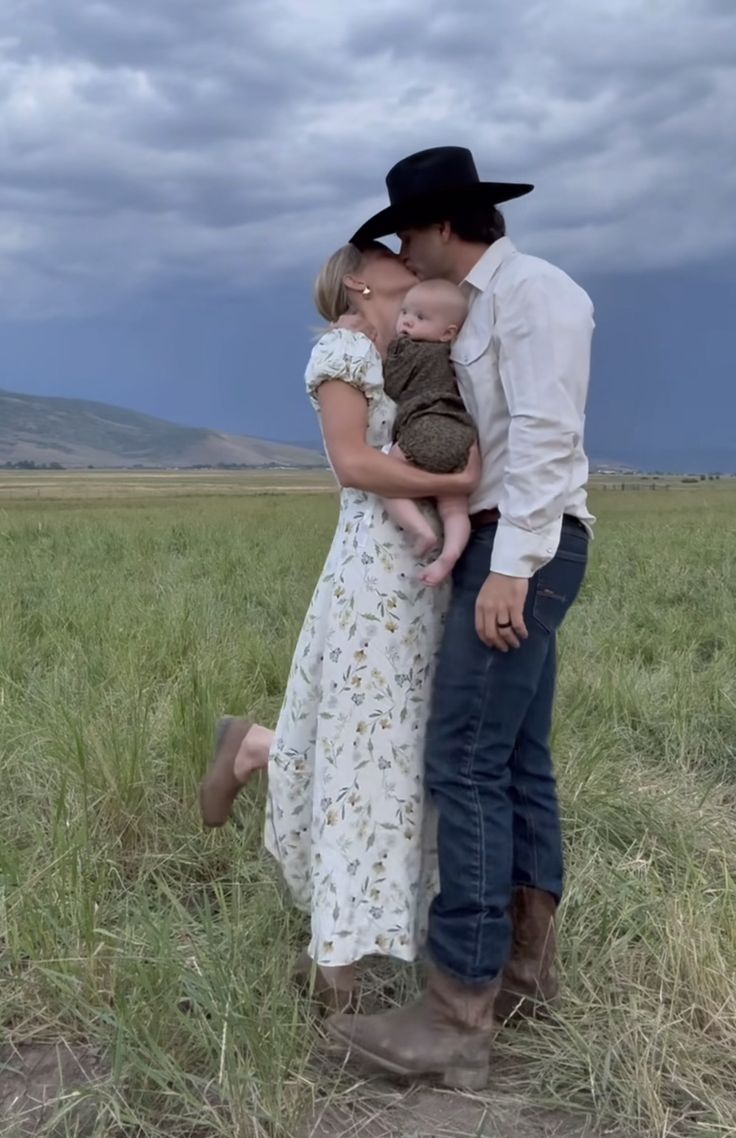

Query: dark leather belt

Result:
[469,508,500,530]
[469,508,587,532]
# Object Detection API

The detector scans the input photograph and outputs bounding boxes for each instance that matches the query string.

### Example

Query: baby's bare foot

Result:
[420,554,456,587]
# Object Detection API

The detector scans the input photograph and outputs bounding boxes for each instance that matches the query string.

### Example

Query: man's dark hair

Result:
[416,201,506,246]
[444,202,506,245]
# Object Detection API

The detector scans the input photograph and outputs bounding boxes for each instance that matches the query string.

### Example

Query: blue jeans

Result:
[425,517,589,984]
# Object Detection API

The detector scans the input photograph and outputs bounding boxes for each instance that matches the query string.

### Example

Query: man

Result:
[328,147,595,1090]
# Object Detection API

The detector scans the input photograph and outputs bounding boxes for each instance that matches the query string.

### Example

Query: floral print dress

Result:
[264,329,450,967]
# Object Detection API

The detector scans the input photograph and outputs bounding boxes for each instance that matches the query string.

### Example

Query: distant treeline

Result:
[599,473,729,491]
[3,460,64,470]
[182,462,327,470]
[2,460,326,471]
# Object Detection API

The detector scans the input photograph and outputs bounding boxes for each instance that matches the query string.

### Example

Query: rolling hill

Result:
[0,389,326,469]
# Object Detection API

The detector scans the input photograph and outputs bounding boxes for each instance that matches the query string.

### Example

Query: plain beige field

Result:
[1,472,735,1138]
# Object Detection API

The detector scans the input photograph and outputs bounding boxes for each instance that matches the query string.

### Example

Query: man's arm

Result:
[317,380,480,499]
[493,273,593,577]
[474,273,593,650]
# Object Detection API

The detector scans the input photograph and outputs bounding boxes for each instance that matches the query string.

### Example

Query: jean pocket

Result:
[531,550,587,634]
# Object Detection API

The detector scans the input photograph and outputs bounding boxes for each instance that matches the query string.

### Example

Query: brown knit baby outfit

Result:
[383,337,476,474]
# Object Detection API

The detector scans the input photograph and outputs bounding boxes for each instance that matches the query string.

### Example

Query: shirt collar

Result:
[462,237,516,293]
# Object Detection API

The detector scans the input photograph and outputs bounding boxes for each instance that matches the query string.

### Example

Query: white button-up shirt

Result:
[451,237,595,579]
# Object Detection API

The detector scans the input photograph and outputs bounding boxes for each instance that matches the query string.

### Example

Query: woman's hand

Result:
[457,444,482,494]
[332,313,378,343]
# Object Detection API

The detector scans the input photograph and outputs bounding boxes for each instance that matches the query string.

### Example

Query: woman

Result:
[199,242,478,1010]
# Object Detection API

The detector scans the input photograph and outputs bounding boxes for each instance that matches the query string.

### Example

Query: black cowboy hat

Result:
[350,146,533,247]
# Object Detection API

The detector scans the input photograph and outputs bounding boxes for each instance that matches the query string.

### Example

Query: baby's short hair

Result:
[406,279,468,328]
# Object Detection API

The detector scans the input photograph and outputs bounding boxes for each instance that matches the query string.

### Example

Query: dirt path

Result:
[1,1044,614,1138]
[303,1082,608,1138]
[0,1043,104,1135]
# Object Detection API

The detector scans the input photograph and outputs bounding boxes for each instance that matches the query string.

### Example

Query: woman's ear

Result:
[343,273,366,296]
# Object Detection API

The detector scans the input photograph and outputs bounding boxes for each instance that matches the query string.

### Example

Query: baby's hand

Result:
[332,314,378,343]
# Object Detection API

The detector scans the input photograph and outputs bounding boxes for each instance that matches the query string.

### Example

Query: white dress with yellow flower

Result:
[264,328,450,967]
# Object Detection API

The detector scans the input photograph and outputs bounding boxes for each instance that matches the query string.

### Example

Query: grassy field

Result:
[0,468,333,501]
[1,472,736,1137]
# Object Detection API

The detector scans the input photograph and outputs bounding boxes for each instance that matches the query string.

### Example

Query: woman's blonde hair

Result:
[313,241,384,323]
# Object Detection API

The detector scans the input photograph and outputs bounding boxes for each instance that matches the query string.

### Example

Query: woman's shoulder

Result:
[310,327,379,366]
[305,328,383,401]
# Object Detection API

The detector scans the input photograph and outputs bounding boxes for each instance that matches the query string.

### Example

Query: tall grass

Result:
[1,484,736,1136]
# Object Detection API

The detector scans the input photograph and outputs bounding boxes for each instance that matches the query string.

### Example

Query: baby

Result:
[381,279,477,586]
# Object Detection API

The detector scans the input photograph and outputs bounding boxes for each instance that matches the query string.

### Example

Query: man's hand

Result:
[475,573,529,651]
[332,313,378,342]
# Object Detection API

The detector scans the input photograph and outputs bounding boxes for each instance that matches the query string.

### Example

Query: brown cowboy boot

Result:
[494,886,560,1022]
[199,717,253,827]
[327,964,501,1090]
[291,950,357,1015]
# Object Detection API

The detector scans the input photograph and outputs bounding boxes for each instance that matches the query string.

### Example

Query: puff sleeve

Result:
[305,329,384,410]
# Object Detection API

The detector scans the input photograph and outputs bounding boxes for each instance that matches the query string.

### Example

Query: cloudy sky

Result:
[1,0,735,468]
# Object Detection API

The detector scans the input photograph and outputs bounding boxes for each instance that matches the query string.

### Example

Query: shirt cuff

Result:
[490,516,563,578]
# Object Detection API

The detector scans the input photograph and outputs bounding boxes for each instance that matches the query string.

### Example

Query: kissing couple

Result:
[200,144,594,1089]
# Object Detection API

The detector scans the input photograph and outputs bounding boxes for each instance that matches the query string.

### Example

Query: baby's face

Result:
[396,285,458,343]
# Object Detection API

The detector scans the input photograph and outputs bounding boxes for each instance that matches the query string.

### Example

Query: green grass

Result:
[1,478,736,1136]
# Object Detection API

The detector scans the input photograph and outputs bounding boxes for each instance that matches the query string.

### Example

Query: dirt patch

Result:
[0,1043,105,1136]
[303,1083,606,1138]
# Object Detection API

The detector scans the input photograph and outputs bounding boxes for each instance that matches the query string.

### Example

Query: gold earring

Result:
[362,286,371,297]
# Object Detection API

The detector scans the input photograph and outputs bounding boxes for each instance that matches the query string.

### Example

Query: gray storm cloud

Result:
[0,0,734,317]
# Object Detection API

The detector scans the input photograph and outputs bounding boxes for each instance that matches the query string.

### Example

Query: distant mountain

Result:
[0,389,327,469]
[279,437,325,454]
[589,459,635,473]
[3,387,729,475]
